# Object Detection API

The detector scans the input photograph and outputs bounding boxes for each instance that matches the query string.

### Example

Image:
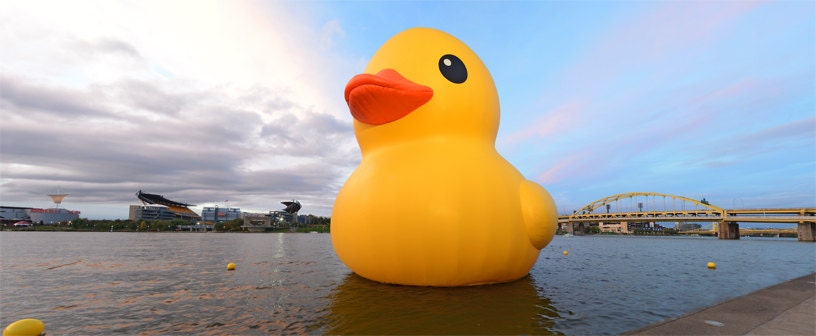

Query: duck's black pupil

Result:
[438,54,467,84]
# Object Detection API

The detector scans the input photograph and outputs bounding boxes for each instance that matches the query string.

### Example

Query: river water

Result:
[1,232,814,335]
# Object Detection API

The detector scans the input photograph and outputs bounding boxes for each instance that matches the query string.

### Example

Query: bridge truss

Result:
[560,192,815,241]
[569,192,725,222]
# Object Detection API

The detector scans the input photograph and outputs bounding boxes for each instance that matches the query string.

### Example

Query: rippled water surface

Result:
[1,232,814,335]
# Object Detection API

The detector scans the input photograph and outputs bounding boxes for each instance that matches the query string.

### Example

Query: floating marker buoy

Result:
[563,251,569,256]
[707,262,716,269]
[227,262,236,271]
[3,318,45,336]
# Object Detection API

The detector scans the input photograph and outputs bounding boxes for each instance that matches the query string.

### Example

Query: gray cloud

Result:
[1,73,357,217]
[67,38,144,65]
[0,75,112,119]
[0,1,366,218]
[91,38,142,59]
[108,79,186,117]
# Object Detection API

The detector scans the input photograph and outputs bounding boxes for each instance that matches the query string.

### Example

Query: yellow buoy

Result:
[707,262,716,269]
[3,318,45,336]
[563,250,569,255]
[227,262,236,271]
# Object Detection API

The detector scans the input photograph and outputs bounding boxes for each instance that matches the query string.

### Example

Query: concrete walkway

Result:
[626,273,815,335]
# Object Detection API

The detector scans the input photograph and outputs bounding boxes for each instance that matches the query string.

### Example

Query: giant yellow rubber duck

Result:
[332,27,557,286]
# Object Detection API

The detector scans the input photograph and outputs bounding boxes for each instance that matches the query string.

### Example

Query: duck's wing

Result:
[519,180,558,249]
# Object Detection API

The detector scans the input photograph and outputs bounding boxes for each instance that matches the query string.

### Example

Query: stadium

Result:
[131,190,201,222]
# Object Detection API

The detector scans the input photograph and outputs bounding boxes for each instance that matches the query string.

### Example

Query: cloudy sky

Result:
[1,0,813,219]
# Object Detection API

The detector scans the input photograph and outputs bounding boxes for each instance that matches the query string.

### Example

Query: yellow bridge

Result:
[677,228,798,237]
[557,192,816,241]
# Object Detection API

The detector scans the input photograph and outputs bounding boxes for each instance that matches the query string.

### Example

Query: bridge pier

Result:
[570,222,585,235]
[797,222,816,242]
[718,221,740,240]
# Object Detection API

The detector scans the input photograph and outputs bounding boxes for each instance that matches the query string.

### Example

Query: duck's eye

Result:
[438,54,467,84]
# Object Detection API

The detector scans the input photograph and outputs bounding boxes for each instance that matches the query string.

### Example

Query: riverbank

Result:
[625,273,815,335]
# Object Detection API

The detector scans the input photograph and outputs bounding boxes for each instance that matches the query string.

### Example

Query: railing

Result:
[559,208,815,224]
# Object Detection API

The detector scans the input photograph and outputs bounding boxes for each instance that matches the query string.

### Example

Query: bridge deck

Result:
[558,216,814,224]
[559,210,815,224]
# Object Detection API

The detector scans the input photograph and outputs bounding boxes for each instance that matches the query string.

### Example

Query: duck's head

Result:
[344,28,499,153]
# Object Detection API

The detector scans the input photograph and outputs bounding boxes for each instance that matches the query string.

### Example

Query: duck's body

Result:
[332,28,557,286]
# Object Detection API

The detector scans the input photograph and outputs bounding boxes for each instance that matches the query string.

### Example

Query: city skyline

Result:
[1,1,813,219]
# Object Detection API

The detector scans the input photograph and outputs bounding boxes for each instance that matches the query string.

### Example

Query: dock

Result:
[625,273,815,335]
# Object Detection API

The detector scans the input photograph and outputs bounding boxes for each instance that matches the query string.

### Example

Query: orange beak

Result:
[344,69,433,125]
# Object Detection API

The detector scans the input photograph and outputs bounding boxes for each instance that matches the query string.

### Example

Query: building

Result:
[598,221,630,234]
[241,201,304,231]
[629,221,669,232]
[1,206,80,225]
[242,212,274,232]
[2,190,81,225]
[200,207,242,223]
[29,208,81,224]
[134,190,200,222]
[129,205,178,221]
[241,211,299,232]
[0,206,31,224]
[677,223,703,231]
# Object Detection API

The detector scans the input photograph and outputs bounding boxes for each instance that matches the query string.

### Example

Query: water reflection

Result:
[324,273,561,335]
